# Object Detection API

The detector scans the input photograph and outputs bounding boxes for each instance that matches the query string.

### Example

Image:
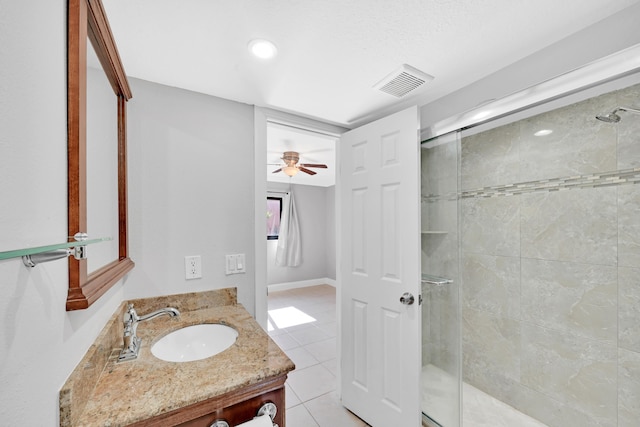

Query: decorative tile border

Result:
[423,167,640,202]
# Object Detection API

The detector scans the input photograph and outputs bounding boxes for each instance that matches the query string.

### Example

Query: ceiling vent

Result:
[373,64,434,98]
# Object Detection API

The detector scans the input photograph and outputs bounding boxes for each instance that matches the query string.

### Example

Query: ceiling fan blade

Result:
[271,168,282,174]
[299,163,327,169]
[299,166,317,175]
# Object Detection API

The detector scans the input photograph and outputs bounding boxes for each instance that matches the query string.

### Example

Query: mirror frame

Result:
[67,0,134,310]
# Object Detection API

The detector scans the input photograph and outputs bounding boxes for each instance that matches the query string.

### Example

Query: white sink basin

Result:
[151,324,238,362]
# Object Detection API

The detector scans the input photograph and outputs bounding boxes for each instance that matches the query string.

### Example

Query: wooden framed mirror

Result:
[67,0,134,310]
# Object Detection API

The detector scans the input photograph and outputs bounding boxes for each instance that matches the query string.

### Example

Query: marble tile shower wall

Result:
[458,83,640,427]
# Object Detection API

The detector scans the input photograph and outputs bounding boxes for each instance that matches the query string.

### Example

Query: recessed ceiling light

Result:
[534,129,553,136]
[248,39,278,59]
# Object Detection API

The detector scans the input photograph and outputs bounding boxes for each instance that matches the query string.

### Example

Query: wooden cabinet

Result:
[129,374,287,427]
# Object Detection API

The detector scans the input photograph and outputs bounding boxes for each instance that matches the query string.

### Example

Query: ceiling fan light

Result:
[283,166,299,177]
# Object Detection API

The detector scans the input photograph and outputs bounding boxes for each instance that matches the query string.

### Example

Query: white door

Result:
[338,106,421,427]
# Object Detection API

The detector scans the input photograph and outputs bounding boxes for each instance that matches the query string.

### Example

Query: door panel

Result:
[351,189,367,273]
[382,307,402,408]
[339,107,421,427]
[381,183,401,280]
[352,299,368,389]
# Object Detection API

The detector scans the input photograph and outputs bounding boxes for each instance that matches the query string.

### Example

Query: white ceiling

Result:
[101,0,639,186]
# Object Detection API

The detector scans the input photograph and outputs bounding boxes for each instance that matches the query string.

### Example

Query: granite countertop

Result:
[60,289,295,427]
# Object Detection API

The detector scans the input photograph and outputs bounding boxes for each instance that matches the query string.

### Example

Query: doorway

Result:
[265,122,338,291]
[254,107,345,330]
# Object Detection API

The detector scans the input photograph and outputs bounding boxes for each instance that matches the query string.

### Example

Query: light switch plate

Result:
[225,254,246,275]
[236,254,245,272]
[225,254,236,275]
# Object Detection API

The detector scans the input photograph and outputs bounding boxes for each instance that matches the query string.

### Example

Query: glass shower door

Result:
[420,131,461,427]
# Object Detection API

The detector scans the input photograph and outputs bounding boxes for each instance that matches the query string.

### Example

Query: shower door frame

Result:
[420,130,463,427]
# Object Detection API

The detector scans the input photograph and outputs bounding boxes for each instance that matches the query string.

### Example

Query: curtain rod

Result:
[267,191,289,195]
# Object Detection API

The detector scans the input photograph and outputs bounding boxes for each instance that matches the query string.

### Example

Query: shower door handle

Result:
[400,292,415,305]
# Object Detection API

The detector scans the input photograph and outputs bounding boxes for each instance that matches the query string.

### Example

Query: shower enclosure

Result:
[420,79,640,427]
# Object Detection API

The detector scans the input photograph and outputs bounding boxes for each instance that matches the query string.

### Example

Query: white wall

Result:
[125,78,256,314]
[266,183,335,286]
[419,2,640,131]
[0,2,126,426]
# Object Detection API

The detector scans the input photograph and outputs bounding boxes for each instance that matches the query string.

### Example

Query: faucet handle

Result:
[119,304,142,362]
[123,304,138,324]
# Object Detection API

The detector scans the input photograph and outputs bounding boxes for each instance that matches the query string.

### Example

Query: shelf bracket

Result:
[23,248,72,267]
[22,242,88,267]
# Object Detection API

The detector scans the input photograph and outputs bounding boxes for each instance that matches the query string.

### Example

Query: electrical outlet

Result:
[184,255,202,280]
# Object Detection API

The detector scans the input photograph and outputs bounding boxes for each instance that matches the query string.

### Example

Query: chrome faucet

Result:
[118,304,180,362]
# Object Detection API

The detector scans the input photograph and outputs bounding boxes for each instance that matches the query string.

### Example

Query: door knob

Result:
[400,292,415,305]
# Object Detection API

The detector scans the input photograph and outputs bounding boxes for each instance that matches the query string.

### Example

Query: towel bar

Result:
[421,273,453,285]
[210,402,278,427]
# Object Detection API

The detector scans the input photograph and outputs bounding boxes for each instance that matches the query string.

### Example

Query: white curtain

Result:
[276,192,302,267]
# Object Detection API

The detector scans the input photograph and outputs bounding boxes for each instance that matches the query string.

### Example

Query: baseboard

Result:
[268,277,336,292]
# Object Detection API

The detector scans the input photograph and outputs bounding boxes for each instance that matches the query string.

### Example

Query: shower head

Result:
[596,106,640,123]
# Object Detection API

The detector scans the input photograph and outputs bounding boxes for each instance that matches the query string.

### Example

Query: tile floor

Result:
[267,284,370,427]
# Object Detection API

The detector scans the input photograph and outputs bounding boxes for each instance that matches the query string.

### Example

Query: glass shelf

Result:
[0,237,112,261]
[421,230,449,234]
[421,273,453,285]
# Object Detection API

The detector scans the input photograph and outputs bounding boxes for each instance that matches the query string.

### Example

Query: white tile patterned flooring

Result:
[269,285,546,427]
[267,285,370,427]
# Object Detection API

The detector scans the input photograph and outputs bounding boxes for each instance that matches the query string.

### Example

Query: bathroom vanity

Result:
[60,288,294,426]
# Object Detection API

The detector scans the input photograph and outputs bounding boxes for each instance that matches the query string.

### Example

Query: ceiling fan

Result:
[271,151,328,177]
